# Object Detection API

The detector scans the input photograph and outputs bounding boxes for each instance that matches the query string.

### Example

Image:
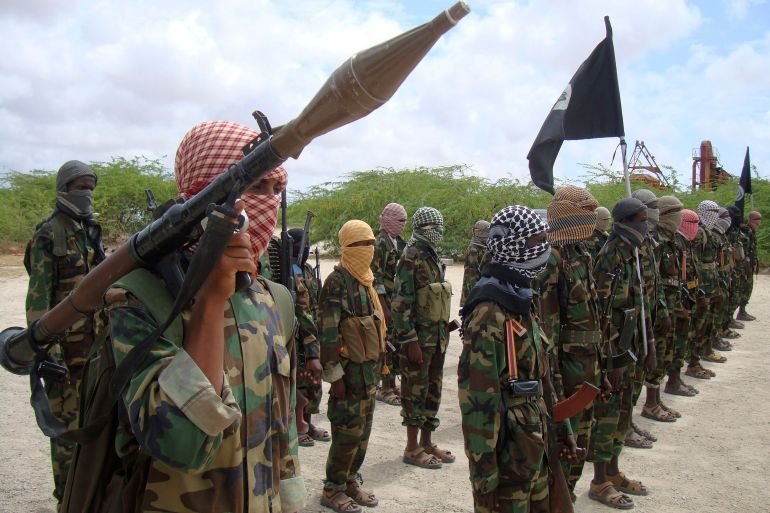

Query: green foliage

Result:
[0,157,177,244]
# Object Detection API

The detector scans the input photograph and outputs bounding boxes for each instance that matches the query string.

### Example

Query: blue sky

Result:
[0,0,768,197]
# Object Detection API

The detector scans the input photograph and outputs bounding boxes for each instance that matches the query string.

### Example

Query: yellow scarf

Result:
[338,220,386,341]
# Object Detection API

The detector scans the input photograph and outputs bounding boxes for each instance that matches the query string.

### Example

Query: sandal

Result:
[423,443,456,463]
[321,489,362,513]
[346,482,378,507]
[659,402,681,419]
[736,311,755,321]
[713,339,733,351]
[588,481,634,510]
[298,432,315,447]
[722,329,740,339]
[729,319,745,330]
[403,447,442,469]
[703,352,727,364]
[632,422,657,442]
[664,381,698,396]
[607,471,649,496]
[685,365,713,379]
[641,404,677,422]
[624,431,653,449]
[375,388,401,406]
[309,424,332,442]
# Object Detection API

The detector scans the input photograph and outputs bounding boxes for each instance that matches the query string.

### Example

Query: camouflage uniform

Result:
[25,211,104,502]
[537,243,602,491]
[371,229,406,385]
[296,262,322,413]
[392,240,450,431]
[727,229,744,321]
[108,276,302,513]
[628,234,656,408]
[319,266,381,490]
[458,301,549,513]
[588,228,609,259]
[712,230,732,334]
[461,243,487,307]
[646,228,681,387]
[669,232,699,376]
[591,236,648,462]
[689,227,715,365]
[737,225,758,307]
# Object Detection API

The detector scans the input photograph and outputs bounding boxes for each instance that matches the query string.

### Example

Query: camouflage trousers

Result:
[399,343,446,431]
[380,350,400,387]
[687,297,710,366]
[615,366,638,458]
[630,360,645,407]
[473,461,549,513]
[47,336,92,502]
[739,271,755,306]
[647,320,676,386]
[298,379,323,415]
[668,306,692,374]
[587,370,623,464]
[324,384,376,489]
[558,348,600,491]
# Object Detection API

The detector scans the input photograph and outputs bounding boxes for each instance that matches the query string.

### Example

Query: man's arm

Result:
[25,227,55,325]
[318,272,345,383]
[391,249,418,345]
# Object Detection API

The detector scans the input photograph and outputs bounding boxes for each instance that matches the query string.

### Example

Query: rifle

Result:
[314,246,322,298]
[600,265,635,370]
[279,190,294,297]
[542,368,575,513]
[293,211,316,276]
[0,1,470,375]
[144,189,157,213]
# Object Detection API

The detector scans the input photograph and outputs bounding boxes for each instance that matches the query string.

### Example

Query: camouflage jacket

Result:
[654,228,682,317]
[392,241,449,350]
[461,243,487,307]
[318,266,381,388]
[109,277,301,513]
[639,233,660,322]
[537,242,603,399]
[302,261,321,319]
[458,301,547,495]
[371,229,405,301]
[588,229,609,259]
[294,266,320,360]
[593,235,651,353]
[740,225,758,274]
[711,230,732,287]
[26,212,104,370]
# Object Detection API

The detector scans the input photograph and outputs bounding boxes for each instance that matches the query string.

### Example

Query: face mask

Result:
[57,189,94,219]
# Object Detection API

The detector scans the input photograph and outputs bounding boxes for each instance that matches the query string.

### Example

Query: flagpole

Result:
[620,137,649,360]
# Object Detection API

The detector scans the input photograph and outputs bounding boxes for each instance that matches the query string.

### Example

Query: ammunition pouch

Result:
[504,379,542,398]
[735,245,745,261]
[339,310,384,364]
[686,279,698,289]
[560,329,602,346]
[701,262,717,270]
[660,277,679,288]
[415,281,452,322]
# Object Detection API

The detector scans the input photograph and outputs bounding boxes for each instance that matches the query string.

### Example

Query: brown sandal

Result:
[685,365,713,379]
[423,443,456,463]
[624,431,653,449]
[375,387,401,406]
[632,422,657,442]
[659,402,681,418]
[298,432,315,447]
[588,481,634,509]
[641,404,677,422]
[607,471,649,496]
[346,482,378,507]
[321,489,362,513]
[403,447,442,469]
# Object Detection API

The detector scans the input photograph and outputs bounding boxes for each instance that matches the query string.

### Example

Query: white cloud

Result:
[0,0,767,201]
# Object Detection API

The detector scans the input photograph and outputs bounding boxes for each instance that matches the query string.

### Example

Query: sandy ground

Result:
[1,256,769,513]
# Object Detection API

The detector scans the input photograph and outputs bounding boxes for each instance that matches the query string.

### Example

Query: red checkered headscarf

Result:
[678,209,700,241]
[175,120,288,261]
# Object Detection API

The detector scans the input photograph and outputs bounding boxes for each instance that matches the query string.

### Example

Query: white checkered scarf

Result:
[487,205,551,278]
[410,207,444,247]
[175,120,288,261]
[698,200,720,231]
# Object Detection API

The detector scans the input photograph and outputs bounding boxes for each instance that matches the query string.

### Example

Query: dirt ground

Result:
[1,256,768,513]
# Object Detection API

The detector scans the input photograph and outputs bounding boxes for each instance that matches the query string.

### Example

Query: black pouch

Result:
[506,379,541,397]
[618,308,638,351]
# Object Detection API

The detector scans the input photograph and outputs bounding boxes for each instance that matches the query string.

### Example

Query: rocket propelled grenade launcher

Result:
[0,1,470,374]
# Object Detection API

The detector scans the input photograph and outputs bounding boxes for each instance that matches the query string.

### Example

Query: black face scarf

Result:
[288,228,310,266]
[609,198,648,248]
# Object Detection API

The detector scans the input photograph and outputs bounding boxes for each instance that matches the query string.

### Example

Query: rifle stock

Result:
[542,370,575,513]
[553,382,600,423]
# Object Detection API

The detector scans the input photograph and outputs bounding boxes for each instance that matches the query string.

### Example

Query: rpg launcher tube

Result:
[0,1,469,374]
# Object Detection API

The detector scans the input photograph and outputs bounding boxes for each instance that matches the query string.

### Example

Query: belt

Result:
[560,329,602,345]
[503,392,543,407]
[701,262,717,270]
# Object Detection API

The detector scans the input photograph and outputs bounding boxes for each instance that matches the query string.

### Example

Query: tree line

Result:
[1,159,766,263]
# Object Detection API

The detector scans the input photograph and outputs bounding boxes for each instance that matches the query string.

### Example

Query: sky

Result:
[1,0,768,196]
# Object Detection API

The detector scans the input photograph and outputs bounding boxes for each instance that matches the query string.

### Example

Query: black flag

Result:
[735,146,751,218]
[527,16,625,194]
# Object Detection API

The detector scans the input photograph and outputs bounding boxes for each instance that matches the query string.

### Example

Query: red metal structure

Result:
[692,140,732,190]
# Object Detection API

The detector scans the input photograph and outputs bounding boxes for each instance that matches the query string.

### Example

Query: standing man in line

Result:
[393,207,455,469]
[371,202,408,406]
[319,220,384,513]
[461,220,491,307]
[589,197,652,509]
[736,211,762,321]
[589,206,612,257]
[537,186,608,498]
[25,160,106,505]
[696,200,726,365]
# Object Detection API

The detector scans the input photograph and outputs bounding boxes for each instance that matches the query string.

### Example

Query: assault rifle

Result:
[542,370,575,513]
[600,266,636,369]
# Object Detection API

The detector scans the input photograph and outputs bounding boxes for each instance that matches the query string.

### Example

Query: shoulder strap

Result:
[262,279,296,342]
[113,269,182,344]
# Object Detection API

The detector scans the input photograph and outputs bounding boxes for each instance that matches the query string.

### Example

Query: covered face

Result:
[546,186,598,244]
[175,120,288,261]
[379,203,407,237]
[411,207,444,247]
[487,205,551,278]
[56,160,98,220]
[595,206,611,232]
